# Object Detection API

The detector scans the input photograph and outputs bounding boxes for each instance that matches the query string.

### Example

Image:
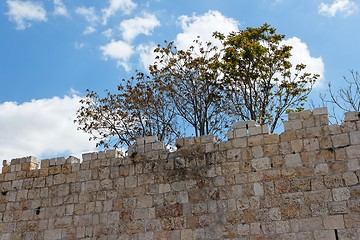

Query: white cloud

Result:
[53,0,68,17]
[103,28,114,39]
[137,43,157,71]
[176,10,239,50]
[282,37,325,88]
[76,6,99,35]
[100,40,134,71]
[102,0,137,25]
[120,12,160,42]
[319,0,358,17]
[83,26,96,35]
[6,0,47,30]
[74,42,86,50]
[76,6,99,24]
[0,95,95,162]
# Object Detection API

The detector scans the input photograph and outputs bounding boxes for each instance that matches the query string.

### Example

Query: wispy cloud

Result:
[53,0,68,17]
[75,6,99,35]
[319,0,358,17]
[100,40,134,71]
[102,0,137,24]
[0,94,95,162]
[120,12,160,42]
[6,0,47,30]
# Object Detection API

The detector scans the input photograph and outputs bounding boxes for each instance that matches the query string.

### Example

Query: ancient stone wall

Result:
[0,107,360,239]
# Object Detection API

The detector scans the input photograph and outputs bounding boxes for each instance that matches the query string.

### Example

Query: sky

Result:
[0,0,359,162]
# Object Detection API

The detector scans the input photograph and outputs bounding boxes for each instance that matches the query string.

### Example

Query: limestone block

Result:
[288,111,300,120]
[251,146,264,159]
[346,145,360,159]
[234,128,247,138]
[82,153,92,162]
[248,126,262,136]
[284,153,302,167]
[232,120,256,129]
[291,139,304,153]
[313,107,328,116]
[253,182,264,196]
[44,229,62,240]
[350,131,360,144]
[227,130,234,140]
[344,111,360,122]
[251,157,271,171]
[303,138,320,151]
[227,148,241,159]
[231,137,247,148]
[332,133,350,148]
[284,119,302,131]
[343,172,359,186]
[332,187,350,201]
[179,229,192,240]
[159,183,171,193]
[248,135,264,146]
[314,230,336,240]
[264,134,279,144]
[314,163,329,175]
[348,159,360,171]
[323,215,345,229]
[201,134,217,143]
[144,135,158,144]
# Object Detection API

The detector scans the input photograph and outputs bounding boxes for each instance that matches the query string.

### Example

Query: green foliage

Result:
[214,23,319,132]
[149,38,229,137]
[75,23,319,148]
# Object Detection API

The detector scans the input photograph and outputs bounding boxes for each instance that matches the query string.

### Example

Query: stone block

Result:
[284,153,302,167]
[251,157,271,171]
[332,187,351,201]
[232,120,256,129]
[144,135,158,144]
[347,159,360,171]
[284,119,302,131]
[350,131,360,144]
[343,172,359,186]
[332,133,350,148]
[344,111,360,122]
[323,215,345,229]
[314,230,336,240]
[313,107,328,116]
[234,128,247,138]
[248,126,262,136]
[253,182,264,196]
[346,145,360,158]
[264,134,279,144]
[315,163,329,175]
[288,111,300,120]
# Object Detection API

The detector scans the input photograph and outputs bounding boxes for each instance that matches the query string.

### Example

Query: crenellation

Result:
[1,108,360,239]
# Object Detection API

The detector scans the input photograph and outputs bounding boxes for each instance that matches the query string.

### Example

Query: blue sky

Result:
[0,0,359,161]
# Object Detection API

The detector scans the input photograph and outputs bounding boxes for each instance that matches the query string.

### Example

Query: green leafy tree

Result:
[150,38,229,137]
[214,23,319,132]
[76,23,320,148]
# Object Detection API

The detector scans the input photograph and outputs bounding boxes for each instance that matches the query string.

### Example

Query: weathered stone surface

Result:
[1,108,360,239]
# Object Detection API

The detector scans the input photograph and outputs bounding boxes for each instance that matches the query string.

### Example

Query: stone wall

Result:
[0,108,360,239]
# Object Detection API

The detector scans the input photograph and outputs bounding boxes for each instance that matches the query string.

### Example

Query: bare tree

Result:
[320,70,360,123]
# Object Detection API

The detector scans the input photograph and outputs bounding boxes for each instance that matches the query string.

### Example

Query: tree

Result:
[149,38,230,137]
[320,70,360,122]
[214,23,319,132]
[75,71,180,149]
[76,23,320,148]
